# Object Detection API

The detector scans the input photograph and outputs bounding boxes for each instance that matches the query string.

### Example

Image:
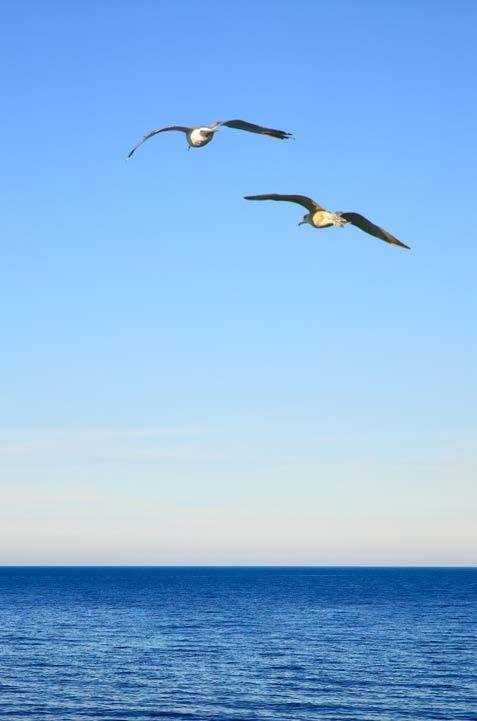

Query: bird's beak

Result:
[298,220,304,226]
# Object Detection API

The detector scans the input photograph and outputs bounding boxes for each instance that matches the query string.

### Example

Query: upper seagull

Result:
[128,119,293,157]
[244,194,410,249]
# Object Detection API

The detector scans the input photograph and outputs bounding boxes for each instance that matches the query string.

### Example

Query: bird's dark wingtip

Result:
[263,130,294,140]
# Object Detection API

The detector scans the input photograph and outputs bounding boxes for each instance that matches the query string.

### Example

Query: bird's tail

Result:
[332,212,347,227]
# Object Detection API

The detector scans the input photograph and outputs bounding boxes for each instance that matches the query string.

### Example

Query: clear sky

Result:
[1,0,476,565]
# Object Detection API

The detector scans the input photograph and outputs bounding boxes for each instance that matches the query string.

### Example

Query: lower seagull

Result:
[244,194,410,249]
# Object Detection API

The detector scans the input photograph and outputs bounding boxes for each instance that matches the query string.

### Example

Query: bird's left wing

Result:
[244,194,322,212]
[213,119,293,140]
[340,212,410,249]
[127,125,190,158]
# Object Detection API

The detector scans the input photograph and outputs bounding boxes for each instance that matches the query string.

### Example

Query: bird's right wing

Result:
[340,212,410,249]
[244,194,322,212]
[213,120,293,139]
[127,126,190,158]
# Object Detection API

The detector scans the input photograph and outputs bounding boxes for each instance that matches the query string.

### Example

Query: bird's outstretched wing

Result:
[213,120,293,140]
[127,126,190,158]
[244,194,322,212]
[340,212,410,249]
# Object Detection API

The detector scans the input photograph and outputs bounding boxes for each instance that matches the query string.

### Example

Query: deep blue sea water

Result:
[0,567,475,720]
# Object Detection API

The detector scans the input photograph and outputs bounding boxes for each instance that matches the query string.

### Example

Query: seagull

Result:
[244,194,410,249]
[128,119,293,157]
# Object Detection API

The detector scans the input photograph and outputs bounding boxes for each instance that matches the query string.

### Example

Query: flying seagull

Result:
[128,120,293,157]
[244,194,410,249]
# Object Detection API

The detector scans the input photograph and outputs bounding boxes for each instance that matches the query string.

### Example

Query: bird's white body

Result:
[303,210,345,228]
[188,127,214,147]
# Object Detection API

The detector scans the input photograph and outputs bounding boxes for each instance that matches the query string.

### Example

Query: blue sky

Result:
[1,0,476,564]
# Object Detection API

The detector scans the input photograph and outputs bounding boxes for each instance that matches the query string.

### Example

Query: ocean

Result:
[0,567,475,720]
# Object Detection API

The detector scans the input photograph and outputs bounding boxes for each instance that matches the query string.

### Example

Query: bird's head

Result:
[298,214,311,226]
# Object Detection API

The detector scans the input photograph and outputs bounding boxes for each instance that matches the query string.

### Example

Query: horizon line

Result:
[0,564,475,569]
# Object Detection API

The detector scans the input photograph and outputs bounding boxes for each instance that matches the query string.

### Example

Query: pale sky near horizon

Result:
[1,0,476,565]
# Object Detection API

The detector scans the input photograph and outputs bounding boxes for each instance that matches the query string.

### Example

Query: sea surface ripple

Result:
[0,567,475,720]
